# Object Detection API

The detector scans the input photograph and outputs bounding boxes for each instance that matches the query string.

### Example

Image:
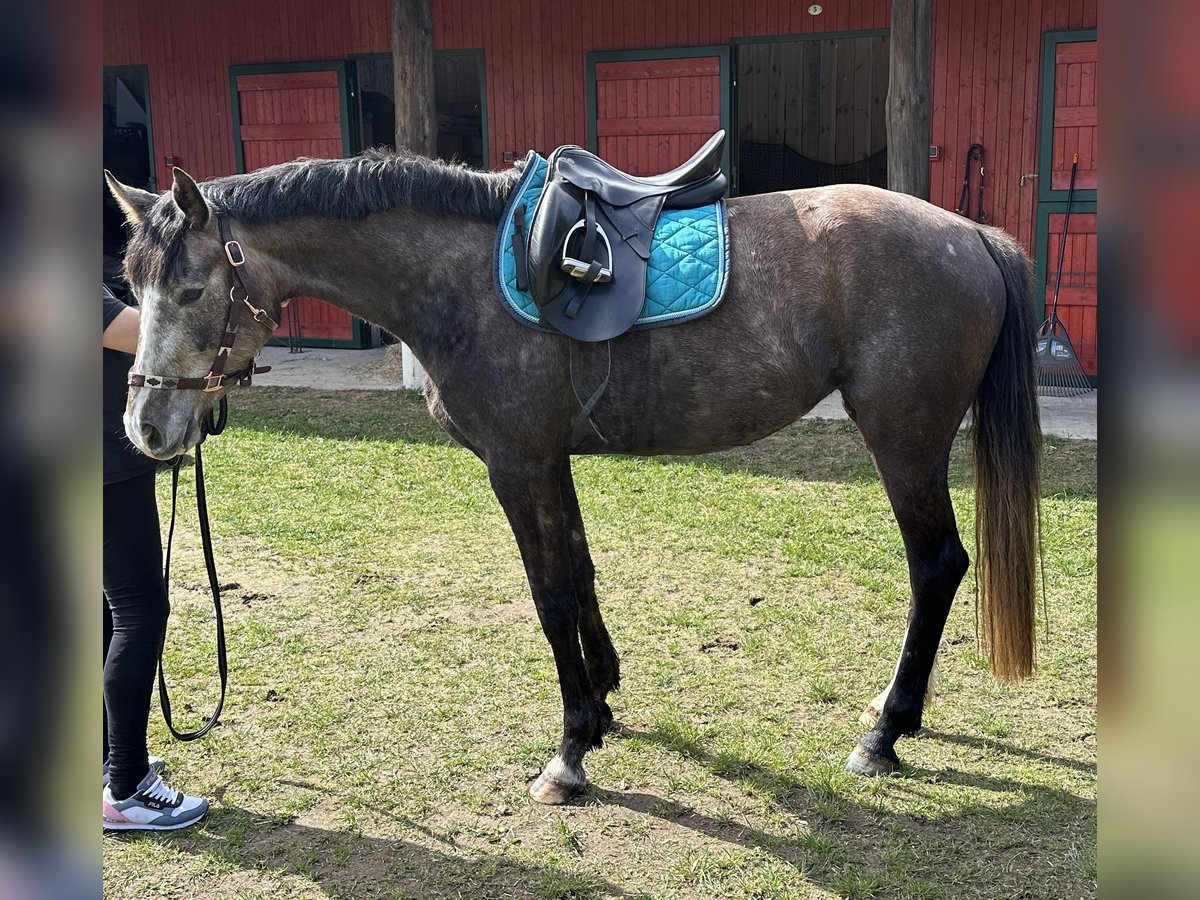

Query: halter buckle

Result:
[224,240,246,267]
[248,305,274,326]
[202,373,225,393]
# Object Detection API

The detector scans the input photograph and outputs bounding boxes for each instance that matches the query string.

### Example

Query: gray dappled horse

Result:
[106,151,1040,805]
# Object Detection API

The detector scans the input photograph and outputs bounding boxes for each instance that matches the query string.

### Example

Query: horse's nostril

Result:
[140,422,164,452]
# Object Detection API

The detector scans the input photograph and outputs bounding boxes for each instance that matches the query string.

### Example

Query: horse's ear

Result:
[171,167,209,229]
[104,170,156,227]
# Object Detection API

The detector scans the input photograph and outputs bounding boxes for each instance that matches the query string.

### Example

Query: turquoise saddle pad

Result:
[495,152,730,332]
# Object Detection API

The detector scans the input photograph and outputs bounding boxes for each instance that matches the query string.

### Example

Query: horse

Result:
[105,149,1041,805]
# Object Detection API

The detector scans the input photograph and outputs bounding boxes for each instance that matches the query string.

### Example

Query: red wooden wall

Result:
[103,0,1096,257]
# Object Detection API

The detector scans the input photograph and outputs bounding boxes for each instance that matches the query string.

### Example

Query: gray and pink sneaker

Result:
[102,769,208,831]
[103,756,164,789]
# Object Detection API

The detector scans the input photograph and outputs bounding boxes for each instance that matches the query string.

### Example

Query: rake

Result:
[1035,155,1094,397]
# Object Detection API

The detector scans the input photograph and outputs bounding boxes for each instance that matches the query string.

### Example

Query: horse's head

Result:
[105,168,281,459]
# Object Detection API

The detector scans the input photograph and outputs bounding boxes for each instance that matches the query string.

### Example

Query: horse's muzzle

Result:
[125,396,203,460]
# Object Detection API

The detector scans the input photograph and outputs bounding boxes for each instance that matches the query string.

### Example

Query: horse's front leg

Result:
[488,454,604,805]
[561,458,620,712]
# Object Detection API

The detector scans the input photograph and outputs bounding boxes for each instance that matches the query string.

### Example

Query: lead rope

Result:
[157,395,229,741]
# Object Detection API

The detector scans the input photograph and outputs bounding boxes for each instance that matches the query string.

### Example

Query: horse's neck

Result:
[252,210,493,363]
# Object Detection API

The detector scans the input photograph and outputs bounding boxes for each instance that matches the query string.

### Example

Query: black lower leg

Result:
[561,461,620,707]
[535,582,606,758]
[490,458,602,801]
[858,526,967,767]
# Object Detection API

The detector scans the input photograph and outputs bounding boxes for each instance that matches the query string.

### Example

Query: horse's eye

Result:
[179,288,204,305]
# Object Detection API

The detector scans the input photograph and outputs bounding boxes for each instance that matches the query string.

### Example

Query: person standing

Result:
[102,282,208,831]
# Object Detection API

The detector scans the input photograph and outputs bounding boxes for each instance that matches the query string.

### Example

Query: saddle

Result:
[515,130,727,342]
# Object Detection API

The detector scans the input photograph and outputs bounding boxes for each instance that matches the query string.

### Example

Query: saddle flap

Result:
[527,161,585,307]
[536,200,649,342]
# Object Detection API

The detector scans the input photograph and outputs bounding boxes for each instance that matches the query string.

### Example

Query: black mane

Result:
[126,151,521,286]
[202,149,520,225]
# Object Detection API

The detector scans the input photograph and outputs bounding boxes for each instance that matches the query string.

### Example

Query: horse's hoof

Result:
[845,743,899,777]
[528,755,587,805]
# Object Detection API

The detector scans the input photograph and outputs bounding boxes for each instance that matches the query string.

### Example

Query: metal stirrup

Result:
[561,221,613,283]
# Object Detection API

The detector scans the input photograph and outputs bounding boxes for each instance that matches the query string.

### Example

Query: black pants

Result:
[103,468,168,800]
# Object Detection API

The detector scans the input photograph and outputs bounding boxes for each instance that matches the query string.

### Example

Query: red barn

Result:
[103,0,1097,378]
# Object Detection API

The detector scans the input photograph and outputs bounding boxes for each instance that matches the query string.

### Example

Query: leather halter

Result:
[128,214,275,393]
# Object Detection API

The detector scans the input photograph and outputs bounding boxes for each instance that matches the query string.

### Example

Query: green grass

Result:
[103,388,1096,900]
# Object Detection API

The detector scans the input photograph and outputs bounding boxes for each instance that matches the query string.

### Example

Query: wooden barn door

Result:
[1036,32,1098,379]
[588,48,731,182]
[230,63,368,348]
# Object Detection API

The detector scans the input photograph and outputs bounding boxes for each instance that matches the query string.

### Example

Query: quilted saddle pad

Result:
[495,151,730,333]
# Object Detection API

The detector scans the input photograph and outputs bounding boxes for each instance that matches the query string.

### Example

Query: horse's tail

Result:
[972,228,1042,681]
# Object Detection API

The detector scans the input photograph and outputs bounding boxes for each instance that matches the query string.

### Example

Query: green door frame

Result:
[103,64,157,191]
[1037,29,1098,205]
[346,49,489,167]
[1034,28,1099,385]
[585,46,733,187]
[229,60,369,349]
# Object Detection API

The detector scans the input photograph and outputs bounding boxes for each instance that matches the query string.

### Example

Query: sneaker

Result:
[102,770,208,831]
[102,755,165,789]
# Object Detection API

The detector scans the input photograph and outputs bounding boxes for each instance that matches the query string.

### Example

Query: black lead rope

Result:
[158,396,229,741]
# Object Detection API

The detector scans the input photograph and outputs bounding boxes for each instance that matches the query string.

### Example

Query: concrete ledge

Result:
[250,346,1096,441]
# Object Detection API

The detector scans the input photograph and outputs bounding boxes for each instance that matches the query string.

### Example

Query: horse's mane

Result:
[202,149,521,225]
[126,150,522,287]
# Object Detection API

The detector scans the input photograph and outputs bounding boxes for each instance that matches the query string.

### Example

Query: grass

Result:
[103,388,1097,900]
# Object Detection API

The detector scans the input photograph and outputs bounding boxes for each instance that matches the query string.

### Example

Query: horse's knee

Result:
[945,540,969,585]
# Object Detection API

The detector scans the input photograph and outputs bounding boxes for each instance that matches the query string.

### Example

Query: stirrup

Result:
[561,220,613,283]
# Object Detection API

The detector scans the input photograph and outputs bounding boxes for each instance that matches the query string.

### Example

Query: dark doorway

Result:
[103,66,154,284]
[353,51,487,168]
[735,35,888,196]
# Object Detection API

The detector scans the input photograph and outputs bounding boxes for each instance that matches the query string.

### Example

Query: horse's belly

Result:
[581,375,829,457]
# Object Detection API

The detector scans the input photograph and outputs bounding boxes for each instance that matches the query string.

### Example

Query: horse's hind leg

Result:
[845,433,968,777]
[859,627,939,728]
[488,454,605,804]
[561,460,620,719]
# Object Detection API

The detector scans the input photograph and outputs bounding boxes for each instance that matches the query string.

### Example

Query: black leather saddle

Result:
[517,130,727,342]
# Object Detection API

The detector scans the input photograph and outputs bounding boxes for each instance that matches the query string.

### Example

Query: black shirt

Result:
[103,285,157,484]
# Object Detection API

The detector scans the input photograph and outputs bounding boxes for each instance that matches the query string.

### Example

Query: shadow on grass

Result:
[115,795,628,900]
[593,724,1094,898]
[921,728,1097,776]
[228,388,1096,497]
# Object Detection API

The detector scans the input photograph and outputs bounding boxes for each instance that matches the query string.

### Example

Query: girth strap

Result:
[568,338,610,447]
[512,203,530,292]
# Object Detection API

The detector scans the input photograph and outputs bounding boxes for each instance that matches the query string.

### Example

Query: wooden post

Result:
[391,0,436,157]
[391,0,435,383]
[886,0,933,199]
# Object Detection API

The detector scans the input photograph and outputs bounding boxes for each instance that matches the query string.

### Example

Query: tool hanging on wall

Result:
[284,298,303,353]
[954,143,988,223]
[1035,154,1093,397]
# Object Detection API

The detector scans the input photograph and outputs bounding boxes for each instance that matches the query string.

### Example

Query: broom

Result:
[1035,154,1094,397]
